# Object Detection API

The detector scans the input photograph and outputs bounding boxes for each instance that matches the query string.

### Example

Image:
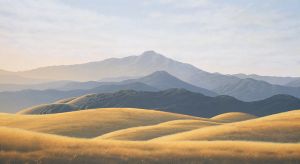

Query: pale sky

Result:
[0,0,299,76]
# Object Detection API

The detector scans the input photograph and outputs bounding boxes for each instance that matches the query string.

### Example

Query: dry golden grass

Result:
[211,112,257,123]
[97,119,221,140]
[0,126,300,164]
[0,108,201,138]
[152,110,300,142]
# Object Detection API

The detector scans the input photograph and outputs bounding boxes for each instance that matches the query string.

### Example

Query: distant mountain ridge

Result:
[57,71,217,96]
[0,81,72,92]
[0,71,217,113]
[20,89,300,117]
[287,79,300,87]
[121,71,217,97]
[10,51,240,90]
[0,51,299,102]
[233,73,300,85]
[0,82,158,113]
[214,78,300,101]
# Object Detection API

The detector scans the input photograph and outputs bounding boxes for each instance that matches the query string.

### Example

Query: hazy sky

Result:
[0,0,299,76]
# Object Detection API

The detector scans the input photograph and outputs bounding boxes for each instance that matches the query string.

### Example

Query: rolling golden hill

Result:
[211,112,257,123]
[97,119,221,140]
[152,110,300,142]
[0,126,300,164]
[0,108,201,138]
[0,108,299,163]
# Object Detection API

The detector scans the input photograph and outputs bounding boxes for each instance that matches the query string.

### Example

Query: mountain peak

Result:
[148,71,172,77]
[140,50,166,58]
[142,50,159,55]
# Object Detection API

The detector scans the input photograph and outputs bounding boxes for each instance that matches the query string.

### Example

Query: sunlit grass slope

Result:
[211,112,257,123]
[0,108,200,138]
[0,126,300,164]
[97,119,221,141]
[152,110,300,142]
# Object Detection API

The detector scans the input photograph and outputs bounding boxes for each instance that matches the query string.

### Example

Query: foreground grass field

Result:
[0,108,299,163]
[0,126,300,164]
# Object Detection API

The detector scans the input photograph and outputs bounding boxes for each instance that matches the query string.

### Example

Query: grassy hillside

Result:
[0,126,300,164]
[0,108,200,138]
[153,110,300,142]
[0,108,300,163]
[211,112,257,123]
[97,119,221,140]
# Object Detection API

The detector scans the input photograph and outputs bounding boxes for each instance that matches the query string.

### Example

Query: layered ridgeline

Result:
[0,82,157,113]
[234,73,300,86]
[0,108,300,163]
[287,79,300,87]
[0,71,216,113]
[9,51,240,90]
[19,89,300,117]
[213,78,300,101]
[1,51,300,101]
[0,69,49,84]
[57,71,216,96]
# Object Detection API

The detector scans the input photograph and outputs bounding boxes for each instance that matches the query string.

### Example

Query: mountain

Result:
[49,71,217,96]
[91,82,158,93]
[0,71,217,113]
[0,89,85,113]
[0,82,158,113]
[3,51,299,101]
[286,79,300,87]
[0,80,72,92]
[234,73,299,85]
[0,69,49,84]
[20,89,300,117]
[214,78,300,101]
[99,76,140,82]
[16,51,240,90]
[121,71,217,96]
[57,81,104,91]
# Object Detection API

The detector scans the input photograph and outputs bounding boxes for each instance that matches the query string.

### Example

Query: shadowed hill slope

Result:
[20,89,300,117]
[19,103,77,114]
